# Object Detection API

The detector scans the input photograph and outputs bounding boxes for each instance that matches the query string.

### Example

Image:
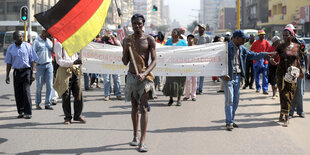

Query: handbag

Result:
[284,66,300,83]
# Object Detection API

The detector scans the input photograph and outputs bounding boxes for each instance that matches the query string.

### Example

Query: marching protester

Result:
[122,14,156,152]
[163,28,187,106]
[212,35,221,83]
[100,29,122,101]
[179,27,187,41]
[54,42,86,125]
[243,34,255,90]
[33,30,54,110]
[250,30,271,94]
[154,31,166,91]
[222,30,273,131]
[195,24,211,95]
[5,31,38,119]
[286,24,307,119]
[267,36,280,99]
[270,27,304,127]
[183,34,197,101]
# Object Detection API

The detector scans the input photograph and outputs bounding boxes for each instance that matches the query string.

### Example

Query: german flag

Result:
[35,0,111,56]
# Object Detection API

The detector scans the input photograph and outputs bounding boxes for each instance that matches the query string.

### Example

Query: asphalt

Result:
[0,53,310,154]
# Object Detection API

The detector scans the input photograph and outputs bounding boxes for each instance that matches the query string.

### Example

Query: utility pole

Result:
[237,0,240,29]
[28,0,32,43]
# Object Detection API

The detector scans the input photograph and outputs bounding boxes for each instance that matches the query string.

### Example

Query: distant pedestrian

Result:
[54,42,86,125]
[163,28,187,106]
[222,30,272,131]
[195,24,211,95]
[33,30,54,110]
[243,34,256,89]
[250,30,271,94]
[267,36,280,99]
[183,34,197,101]
[5,31,38,119]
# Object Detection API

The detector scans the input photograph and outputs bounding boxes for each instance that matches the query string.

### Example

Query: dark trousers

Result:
[62,73,83,120]
[13,68,32,115]
[245,60,254,88]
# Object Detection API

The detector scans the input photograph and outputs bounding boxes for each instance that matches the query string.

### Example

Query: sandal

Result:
[168,99,173,106]
[129,137,140,146]
[138,143,148,152]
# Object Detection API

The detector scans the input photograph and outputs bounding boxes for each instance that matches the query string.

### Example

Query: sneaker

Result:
[138,143,148,152]
[263,91,269,95]
[256,90,260,93]
[183,97,189,101]
[226,124,234,131]
[51,99,57,105]
[103,96,109,101]
[242,86,247,89]
[233,123,239,128]
[36,105,42,110]
[192,98,196,101]
[64,120,71,125]
[168,99,173,106]
[73,117,87,123]
[45,105,53,110]
[129,137,139,146]
[176,101,182,106]
[298,113,305,118]
[24,115,32,119]
[116,96,122,100]
[17,113,24,118]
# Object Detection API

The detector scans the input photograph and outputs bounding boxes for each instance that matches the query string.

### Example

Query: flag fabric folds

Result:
[35,0,111,56]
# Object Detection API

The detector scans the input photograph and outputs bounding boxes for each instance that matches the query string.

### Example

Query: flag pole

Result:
[114,0,138,75]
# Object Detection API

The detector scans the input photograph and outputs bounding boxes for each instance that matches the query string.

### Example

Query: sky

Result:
[165,0,200,27]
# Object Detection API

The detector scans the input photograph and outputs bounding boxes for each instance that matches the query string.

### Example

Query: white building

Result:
[200,0,236,32]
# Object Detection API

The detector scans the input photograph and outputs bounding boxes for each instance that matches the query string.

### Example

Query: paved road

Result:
[0,60,310,154]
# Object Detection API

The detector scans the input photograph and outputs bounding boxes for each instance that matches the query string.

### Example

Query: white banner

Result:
[81,42,228,76]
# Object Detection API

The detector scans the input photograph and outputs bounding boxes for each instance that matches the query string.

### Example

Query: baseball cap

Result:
[285,24,295,30]
[258,30,266,35]
[198,24,206,30]
[232,30,249,39]
[187,34,195,38]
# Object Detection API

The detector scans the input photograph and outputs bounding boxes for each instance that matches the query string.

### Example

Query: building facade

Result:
[200,0,236,32]
[260,0,310,37]
[219,8,236,31]
[0,0,59,32]
[240,0,268,29]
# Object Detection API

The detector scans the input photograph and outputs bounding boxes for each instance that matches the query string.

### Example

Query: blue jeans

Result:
[103,74,121,97]
[197,76,204,92]
[253,62,268,92]
[290,75,305,115]
[223,74,241,125]
[83,73,90,90]
[35,63,53,106]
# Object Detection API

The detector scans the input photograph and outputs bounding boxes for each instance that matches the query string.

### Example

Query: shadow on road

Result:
[235,111,278,117]
[16,142,135,155]
[83,111,131,118]
[240,96,269,101]
[238,103,279,107]
[0,94,14,100]
[0,138,8,145]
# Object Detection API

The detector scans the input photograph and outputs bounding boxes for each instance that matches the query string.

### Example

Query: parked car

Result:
[3,31,38,56]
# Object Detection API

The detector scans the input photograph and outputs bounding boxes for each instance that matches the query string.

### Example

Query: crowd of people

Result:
[4,13,308,152]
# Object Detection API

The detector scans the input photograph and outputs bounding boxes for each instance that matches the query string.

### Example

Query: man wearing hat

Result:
[250,30,271,94]
[286,24,307,118]
[195,24,211,95]
[222,30,273,131]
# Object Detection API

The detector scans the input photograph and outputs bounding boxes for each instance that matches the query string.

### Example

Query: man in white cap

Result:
[285,24,307,118]
[195,24,211,95]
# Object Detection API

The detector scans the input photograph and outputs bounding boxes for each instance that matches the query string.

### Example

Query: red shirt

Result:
[266,45,279,63]
[250,39,271,64]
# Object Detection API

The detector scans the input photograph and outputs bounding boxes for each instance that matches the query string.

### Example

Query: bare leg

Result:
[140,91,149,144]
[131,93,139,138]
[177,95,181,102]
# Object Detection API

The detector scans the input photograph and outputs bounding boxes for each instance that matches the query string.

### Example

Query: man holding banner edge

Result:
[222,30,275,131]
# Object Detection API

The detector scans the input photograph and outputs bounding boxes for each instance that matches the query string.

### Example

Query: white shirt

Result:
[54,42,78,67]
